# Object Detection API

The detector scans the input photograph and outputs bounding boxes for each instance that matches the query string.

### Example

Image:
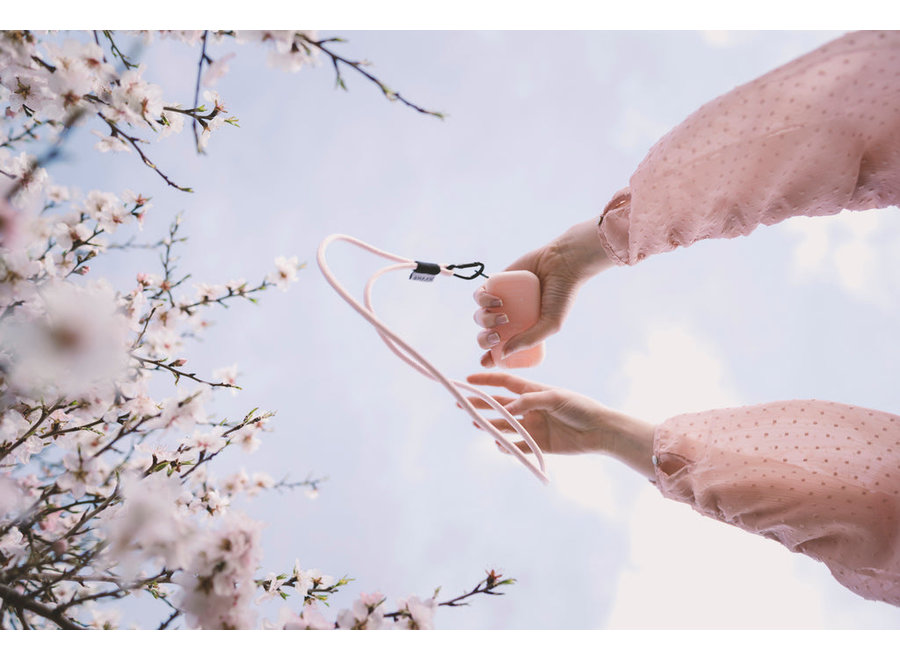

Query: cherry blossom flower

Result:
[202,53,236,87]
[0,527,28,567]
[232,425,261,453]
[337,592,387,629]
[100,471,196,579]
[270,255,301,291]
[396,595,437,630]
[175,513,262,629]
[282,603,333,630]
[56,451,106,499]
[255,571,287,604]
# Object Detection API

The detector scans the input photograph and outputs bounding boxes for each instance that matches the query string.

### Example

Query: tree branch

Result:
[0,583,82,630]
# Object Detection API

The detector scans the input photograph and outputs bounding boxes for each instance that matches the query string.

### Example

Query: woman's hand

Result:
[466,372,657,480]
[474,219,614,367]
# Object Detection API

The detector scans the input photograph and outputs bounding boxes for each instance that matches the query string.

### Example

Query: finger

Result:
[504,390,564,416]
[466,371,547,394]
[473,308,509,329]
[494,439,533,455]
[479,351,495,368]
[476,329,502,351]
[473,286,503,309]
[472,418,517,434]
[461,395,516,410]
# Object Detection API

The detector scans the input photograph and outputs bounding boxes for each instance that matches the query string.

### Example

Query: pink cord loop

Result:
[316,234,550,485]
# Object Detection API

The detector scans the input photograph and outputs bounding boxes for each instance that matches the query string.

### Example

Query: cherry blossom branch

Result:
[383,570,514,622]
[132,354,240,390]
[0,121,40,149]
[0,402,64,463]
[52,568,172,613]
[299,35,445,120]
[96,112,193,193]
[192,30,210,153]
[3,106,85,202]
[101,30,138,70]
[0,583,82,630]
[271,473,327,495]
[179,280,270,313]
[179,410,275,479]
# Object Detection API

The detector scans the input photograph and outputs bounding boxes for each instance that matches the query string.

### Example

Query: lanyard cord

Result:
[316,234,549,485]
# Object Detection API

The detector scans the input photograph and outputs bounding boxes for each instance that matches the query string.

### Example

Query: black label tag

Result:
[410,261,441,283]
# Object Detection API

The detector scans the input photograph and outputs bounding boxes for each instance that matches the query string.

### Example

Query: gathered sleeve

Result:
[598,31,900,266]
[653,400,900,606]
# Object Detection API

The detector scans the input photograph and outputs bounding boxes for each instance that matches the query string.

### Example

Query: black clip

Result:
[447,262,487,280]
[410,261,442,282]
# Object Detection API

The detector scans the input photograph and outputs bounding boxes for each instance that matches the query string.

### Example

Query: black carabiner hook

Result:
[447,262,488,280]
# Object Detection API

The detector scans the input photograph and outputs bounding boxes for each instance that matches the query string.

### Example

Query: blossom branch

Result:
[299,35,445,120]
[0,583,82,630]
[132,355,240,390]
[96,112,193,193]
[192,31,209,153]
[101,30,138,70]
[383,570,514,621]
[0,402,64,463]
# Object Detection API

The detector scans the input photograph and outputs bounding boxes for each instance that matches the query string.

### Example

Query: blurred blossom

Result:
[0,279,131,400]
[100,471,196,579]
[175,513,262,629]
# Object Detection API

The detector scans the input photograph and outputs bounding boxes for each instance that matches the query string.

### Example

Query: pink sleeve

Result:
[598,31,900,266]
[653,400,900,606]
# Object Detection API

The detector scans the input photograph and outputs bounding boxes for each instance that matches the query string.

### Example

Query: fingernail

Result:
[487,332,500,347]
[487,297,502,308]
[494,314,509,327]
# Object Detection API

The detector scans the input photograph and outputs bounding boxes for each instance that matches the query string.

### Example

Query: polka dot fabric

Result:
[595,32,900,606]
[654,401,900,606]
[597,31,900,266]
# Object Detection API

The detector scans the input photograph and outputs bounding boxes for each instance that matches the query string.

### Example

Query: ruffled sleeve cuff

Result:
[597,187,633,266]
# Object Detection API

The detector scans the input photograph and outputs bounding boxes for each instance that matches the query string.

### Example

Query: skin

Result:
[471,219,657,480]
[473,219,615,363]
[465,374,657,481]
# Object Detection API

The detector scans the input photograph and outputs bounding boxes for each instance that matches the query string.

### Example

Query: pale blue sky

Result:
[49,30,900,629]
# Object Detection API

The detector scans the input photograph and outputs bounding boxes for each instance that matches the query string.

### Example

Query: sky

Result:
[43,29,900,629]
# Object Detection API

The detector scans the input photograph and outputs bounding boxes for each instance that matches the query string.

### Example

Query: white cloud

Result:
[615,109,672,155]
[700,31,737,48]
[601,324,833,628]
[781,207,900,308]
[546,454,619,519]
[617,324,741,422]
[605,485,829,628]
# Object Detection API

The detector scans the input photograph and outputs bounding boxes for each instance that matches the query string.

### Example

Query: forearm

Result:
[652,399,900,606]
[553,219,616,281]
[591,411,657,481]
[599,31,900,266]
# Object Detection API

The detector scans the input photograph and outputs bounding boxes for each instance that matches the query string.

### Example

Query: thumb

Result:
[502,317,560,358]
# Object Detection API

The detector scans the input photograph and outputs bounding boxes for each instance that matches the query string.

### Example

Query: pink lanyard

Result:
[317,234,549,484]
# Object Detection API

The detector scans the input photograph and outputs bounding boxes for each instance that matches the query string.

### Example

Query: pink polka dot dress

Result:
[599,31,900,606]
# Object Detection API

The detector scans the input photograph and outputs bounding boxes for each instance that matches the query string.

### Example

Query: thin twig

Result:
[96,112,193,193]
[0,583,82,630]
[300,35,445,120]
[192,31,210,153]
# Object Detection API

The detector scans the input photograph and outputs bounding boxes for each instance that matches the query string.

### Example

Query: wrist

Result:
[589,410,657,480]
[557,219,615,281]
